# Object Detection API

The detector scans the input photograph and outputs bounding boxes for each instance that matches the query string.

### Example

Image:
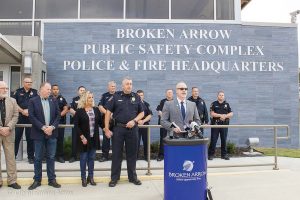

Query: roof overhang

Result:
[0,34,22,64]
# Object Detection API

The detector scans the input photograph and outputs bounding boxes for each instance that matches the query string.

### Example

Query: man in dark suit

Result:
[28,82,61,190]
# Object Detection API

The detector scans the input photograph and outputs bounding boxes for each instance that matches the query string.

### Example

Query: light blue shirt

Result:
[41,97,50,126]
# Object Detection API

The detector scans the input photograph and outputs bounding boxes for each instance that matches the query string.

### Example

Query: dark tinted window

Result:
[0,21,32,36]
[0,0,33,19]
[216,0,235,20]
[81,0,123,18]
[126,0,168,19]
[172,0,213,19]
[35,0,78,19]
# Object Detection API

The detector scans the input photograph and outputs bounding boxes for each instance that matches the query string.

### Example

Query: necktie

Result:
[180,101,185,121]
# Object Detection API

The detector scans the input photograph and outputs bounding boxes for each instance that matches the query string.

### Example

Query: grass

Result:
[255,147,300,158]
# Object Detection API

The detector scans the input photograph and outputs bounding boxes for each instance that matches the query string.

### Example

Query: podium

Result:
[164,138,209,200]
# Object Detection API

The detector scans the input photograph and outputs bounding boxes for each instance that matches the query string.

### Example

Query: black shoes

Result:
[87,176,97,186]
[156,156,164,161]
[109,180,118,187]
[208,155,214,160]
[129,179,142,185]
[28,158,34,164]
[56,157,65,163]
[69,157,76,163]
[8,183,21,189]
[82,179,87,187]
[99,156,108,162]
[0,184,2,188]
[221,155,230,160]
[28,181,41,190]
[48,180,61,188]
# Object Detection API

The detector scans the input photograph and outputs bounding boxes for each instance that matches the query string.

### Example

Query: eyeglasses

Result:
[177,88,188,91]
[25,82,32,83]
[0,87,8,90]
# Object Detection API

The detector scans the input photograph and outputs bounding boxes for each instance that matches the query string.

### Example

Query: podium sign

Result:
[164,138,209,200]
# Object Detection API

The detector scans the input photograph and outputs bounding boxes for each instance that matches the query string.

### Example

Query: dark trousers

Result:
[14,116,34,159]
[101,131,110,159]
[71,127,77,158]
[111,126,138,181]
[208,128,228,157]
[137,127,148,159]
[80,149,96,179]
[56,120,66,158]
[33,138,57,182]
[158,128,167,157]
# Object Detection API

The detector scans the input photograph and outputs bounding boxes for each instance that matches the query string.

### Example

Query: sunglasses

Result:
[177,88,188,91]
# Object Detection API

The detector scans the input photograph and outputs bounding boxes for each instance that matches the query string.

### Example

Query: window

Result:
[41,71,46,83]
[126,0,168,19]
[172,0,213,19]
[81,0,123,19]
[0,0,33,19]
[0,21,32,36]
[216,0,234,20]
[10,66,21,97]
[35,0,78,19]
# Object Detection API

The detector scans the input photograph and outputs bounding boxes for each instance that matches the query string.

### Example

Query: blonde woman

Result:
[74,91,102,187]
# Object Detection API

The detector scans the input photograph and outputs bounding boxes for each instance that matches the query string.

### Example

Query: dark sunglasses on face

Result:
[177,88,188,91]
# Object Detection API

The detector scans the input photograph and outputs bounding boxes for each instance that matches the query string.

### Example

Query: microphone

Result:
[189,121,204,139]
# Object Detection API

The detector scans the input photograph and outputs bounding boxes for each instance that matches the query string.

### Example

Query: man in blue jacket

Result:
[28,82,61,190]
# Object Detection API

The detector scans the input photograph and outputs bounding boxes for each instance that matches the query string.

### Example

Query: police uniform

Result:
[13,87,38,160]
[187,96,209,133]
[70,96,80,159]
[208,100,232,158]
[51,94,68,159]
[98,92,114,160]
[105,91,144,182]
[156,98,170,159]
[137,100,153,160]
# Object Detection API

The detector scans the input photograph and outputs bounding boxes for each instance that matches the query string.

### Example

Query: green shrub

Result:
[227,140,236,155]
[151,141,160,154]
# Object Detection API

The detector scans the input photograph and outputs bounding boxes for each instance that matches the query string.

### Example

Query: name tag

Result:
[118,100,123,102]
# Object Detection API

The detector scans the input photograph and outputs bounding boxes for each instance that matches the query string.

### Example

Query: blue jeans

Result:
[80,149,96,179]
[34,138,57,182]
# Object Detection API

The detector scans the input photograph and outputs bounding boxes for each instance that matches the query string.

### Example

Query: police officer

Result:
[156,89,173,161]
[136,90,153,161]
[187,87,209,133]
[14,77,38,164]
[208,91,233,160]
[50,84,68,163]
[69,86,86,163]
[104,77,144,187]
[98,81,116,162]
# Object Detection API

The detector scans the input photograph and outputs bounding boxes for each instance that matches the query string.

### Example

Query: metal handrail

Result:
[15,123,290,174]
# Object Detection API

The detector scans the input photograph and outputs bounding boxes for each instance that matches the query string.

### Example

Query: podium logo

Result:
[183,160,194,172]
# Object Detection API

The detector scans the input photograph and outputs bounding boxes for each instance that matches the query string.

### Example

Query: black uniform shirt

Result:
[13,87,38,110]
[156,98,169,124]
[188,96,209,124]
[70,96,80,110]
[106,91,144,124]
[98,92,114,108]
[141,101,153,125]
[210,100,232,125]
[50,94,68,121]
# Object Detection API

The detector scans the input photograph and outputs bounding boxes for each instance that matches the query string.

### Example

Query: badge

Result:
[201,101,204,105]
[224,104,227,108]
[60,97,63,101]
[30,91,33,96]
[131,97,135,102]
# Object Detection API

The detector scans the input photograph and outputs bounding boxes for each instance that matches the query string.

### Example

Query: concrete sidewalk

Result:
[1,156,300,200]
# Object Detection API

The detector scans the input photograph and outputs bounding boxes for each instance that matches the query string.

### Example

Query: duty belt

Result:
[115,122,136,130]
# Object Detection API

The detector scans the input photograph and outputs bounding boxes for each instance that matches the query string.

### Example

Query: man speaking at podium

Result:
[161,81,201,138]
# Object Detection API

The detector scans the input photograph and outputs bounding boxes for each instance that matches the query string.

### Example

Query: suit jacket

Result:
[28,96,60,140]
[0,97,19,142]
[161,99,200,135]
[74,107,101,152]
